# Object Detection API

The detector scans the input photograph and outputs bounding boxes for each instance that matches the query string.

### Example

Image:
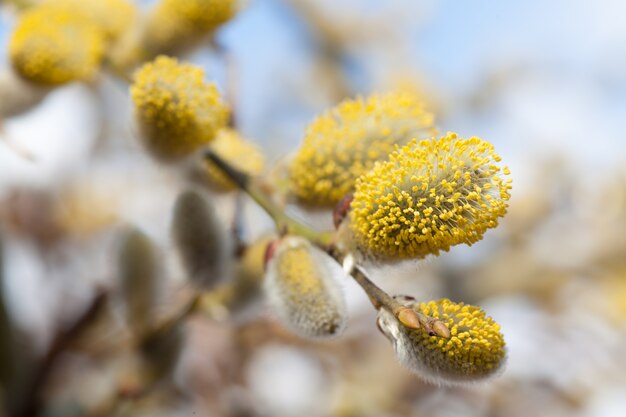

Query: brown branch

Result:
[12,290,108,417]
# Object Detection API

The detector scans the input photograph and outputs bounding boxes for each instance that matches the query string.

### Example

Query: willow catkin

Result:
[171,190,230,289]
[118,228,161,336]
[142,0,238,56]
[289,91,436,206]
[349,132,512,260]
[264,236,347,338]
[130,56,229,162]
[377,297,506,385]
[9,4,105,86]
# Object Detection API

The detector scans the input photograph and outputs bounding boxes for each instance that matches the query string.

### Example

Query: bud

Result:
[171,190,230,289]
[118,228,161,336]
[377,298,506,385]
[289,91,436,206]
[349,132,512,261]
[202,128,265,192]
[130,56,229,162]
[264,236,347,338]
[9,4,105,86]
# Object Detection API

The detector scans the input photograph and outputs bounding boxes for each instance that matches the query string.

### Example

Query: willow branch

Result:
[13,290,108,417]
[203,149,333,246]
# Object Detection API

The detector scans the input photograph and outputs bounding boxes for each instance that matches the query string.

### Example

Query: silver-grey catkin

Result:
[118,227,161,336]
[171,190,230,289]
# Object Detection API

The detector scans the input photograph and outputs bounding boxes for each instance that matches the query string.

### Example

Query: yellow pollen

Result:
[349,132,511,260]
[130,56,229,161]
[408,299,506,379]
[9,4,105,86]
[289,91,436,206]
[143,0,238,56]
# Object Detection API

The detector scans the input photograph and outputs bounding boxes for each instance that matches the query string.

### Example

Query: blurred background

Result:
[1,0,626,416]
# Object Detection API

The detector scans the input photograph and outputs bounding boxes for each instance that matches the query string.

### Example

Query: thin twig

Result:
[349,265,401,312]
[232,191,247,256]
[203,150,333,246]
[12,290,108,417]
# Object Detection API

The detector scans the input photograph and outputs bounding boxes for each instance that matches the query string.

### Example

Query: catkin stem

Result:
[342,260,401,312]
[202,149,407,317]
[204,149,333,246]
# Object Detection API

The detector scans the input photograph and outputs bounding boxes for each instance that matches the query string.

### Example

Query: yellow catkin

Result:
[264,236,347,338]
[9,5,105,86]
[289,91,436,206]
[349,132,512,260]
[204,128,265,191]
[130,56,229,162]
[143,0,238,56]
[378,298,506,384]
[43,0,136,42]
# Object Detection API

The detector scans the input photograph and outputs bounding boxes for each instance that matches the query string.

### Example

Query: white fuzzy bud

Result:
[171,190,230,289]
[264,236,347,339]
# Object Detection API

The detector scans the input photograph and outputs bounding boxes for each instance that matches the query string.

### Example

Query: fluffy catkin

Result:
[171,190,230,289]
[377,298,506,385]
[9,4,105,86]
[118,228,161,336]
[264,236,347,338]
[130,56,229,162]
[289,91,436,206]
[142,0,238,56]
[349,132,511,260]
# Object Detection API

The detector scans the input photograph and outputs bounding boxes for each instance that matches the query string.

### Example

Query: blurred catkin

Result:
[171,190,230,289]
[118,228,161,336]
[9,4,105,86]
[130,56,229,162]
[289,91,436,206]
[349,132,511,260]
[143,0,238,56]
[377,298,506,384]
[264,236,347,338]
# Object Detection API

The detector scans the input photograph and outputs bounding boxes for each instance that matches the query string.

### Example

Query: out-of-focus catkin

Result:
[377,298,506,385]
[171,190,230,289]
[143,0,238,57]
[349,132,511,260]
[289,91,436,206]
[9,4,105,86]
[118,228,161,336]
[130,56,229,162]
[264,236,347,338]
